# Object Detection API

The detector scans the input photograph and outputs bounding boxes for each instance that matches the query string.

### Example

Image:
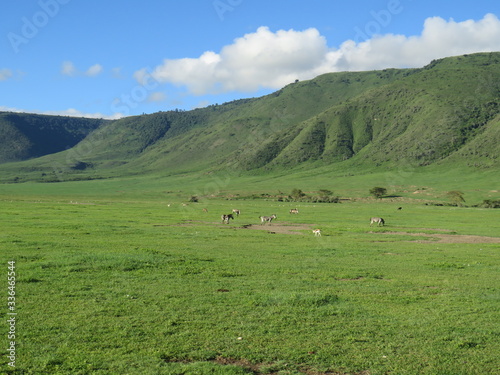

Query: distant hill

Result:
[0,112,106,163]
[0,52,499,183]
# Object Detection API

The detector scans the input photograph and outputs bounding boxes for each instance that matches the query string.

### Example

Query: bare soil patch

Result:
[152,220,316,235]
[212,356,365,374]
[240,221,315,235]
[373,231,500,244]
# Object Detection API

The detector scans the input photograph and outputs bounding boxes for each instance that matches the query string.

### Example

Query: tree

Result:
[446,191,465,206]
[369,187,387,199]
[290,188,306,201]
[317,189,339,203]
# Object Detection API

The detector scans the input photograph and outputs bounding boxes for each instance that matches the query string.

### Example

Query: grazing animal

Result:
[370,217,385,226]
[221,214,234,224]
[232,209,241,216]
[312,229,321,237]
[289,208,299,214]
[397,207,402,210]
[202,208,208,213]
[259,214,277,225]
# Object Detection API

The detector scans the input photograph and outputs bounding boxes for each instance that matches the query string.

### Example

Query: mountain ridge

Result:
[0,52,499,183]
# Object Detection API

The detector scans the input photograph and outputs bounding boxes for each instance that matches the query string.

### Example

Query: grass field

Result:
[1,175,499,374]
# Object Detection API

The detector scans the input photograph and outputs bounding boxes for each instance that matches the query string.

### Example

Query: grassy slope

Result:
[253,53,500,171]
[0,66,414,181]
[0,53,497,202]
[0,112,105,163]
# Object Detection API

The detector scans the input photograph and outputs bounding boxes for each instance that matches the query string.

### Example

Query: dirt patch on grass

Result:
[374,231,500,243]
[212,356,365,374]
[152,220,316,235]
[241,221,315,235]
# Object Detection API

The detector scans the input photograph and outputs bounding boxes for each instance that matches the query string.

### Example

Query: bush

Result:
[481,199,500,208]
[290,188,306,201]
[446,191,465,206]
[369,187,387,199]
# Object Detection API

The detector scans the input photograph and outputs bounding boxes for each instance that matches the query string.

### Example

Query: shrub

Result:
[290,188,306,201]
[481,199,500,208]
[369,187,387,199]
[446,191,465,206]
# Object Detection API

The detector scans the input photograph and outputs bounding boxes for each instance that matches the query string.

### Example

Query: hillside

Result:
[0,52,499,183]
[0,112,106,163]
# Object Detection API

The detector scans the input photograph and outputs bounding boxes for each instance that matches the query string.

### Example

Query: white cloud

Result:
[325,13,500,72]
[61,61,104,77]
[147,92,167,102]
[111,67,123,79]
[85,64,103,77]
[61,61,77,76]
[136,14,500,95]
[0,68,13,81]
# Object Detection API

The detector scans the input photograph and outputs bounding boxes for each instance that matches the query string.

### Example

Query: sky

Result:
[1,0,500,119]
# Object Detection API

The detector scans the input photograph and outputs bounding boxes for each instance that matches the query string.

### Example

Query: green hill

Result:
[0,52,499,183]
[0,112,106,163]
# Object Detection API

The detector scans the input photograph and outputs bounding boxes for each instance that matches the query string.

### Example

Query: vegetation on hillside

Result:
[0,52,499,183]
[0,112,105,163]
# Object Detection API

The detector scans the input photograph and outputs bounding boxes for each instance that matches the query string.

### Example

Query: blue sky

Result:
[1,0,500,119]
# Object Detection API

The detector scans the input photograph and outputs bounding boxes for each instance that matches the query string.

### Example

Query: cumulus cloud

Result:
[136,14,500,95]
[61,61,104,77]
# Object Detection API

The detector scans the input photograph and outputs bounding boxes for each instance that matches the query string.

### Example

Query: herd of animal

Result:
[213,207,388,236]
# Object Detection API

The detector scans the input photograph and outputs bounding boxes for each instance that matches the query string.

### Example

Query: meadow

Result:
[0,176,499,375]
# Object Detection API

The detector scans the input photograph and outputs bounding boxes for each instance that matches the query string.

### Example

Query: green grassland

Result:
[1,176,499,375]
[0,52,499,374]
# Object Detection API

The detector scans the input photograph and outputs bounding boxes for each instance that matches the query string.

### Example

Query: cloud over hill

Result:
[136,14,500,95]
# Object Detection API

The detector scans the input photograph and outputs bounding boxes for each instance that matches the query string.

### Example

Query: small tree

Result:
[316,189,339,203]
[446,191,465,206]
[318,189,333,200]
[290,188,306,201]
[369,187,387,199]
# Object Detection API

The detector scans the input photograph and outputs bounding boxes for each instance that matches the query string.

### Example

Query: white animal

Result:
[312,229,321,237]
[370,217,385,226]
[259,214,277,224]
